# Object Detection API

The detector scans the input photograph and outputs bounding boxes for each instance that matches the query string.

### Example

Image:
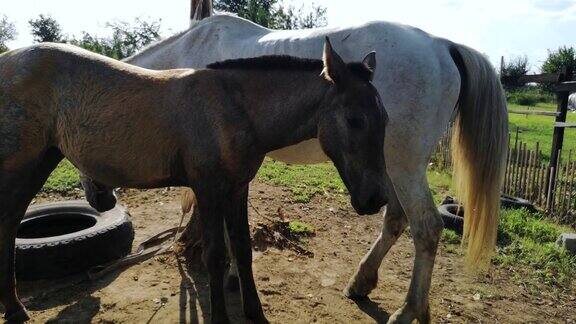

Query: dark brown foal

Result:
[0,38,388,323]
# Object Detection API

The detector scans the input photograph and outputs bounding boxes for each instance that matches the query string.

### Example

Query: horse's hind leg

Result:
[0,148,63,322]
[387,171,443,324]
[344,184,407,298]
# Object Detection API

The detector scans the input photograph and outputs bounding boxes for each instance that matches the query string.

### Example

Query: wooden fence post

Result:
[547,66,572,210]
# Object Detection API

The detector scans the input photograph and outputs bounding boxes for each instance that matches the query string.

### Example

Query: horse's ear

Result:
[362,52,376,81]
[322,37,348,87]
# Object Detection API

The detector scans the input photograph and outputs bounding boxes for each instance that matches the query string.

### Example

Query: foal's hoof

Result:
[344,272,378,299]
[94,193,117,212]
[225,273,240,291]
[246,313,269,324]
[5,307,30,323]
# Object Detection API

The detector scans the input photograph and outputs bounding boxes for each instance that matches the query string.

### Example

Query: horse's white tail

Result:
[449,44,508,270]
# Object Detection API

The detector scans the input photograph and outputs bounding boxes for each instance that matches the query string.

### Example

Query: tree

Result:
[541,46,576,79]
[0,15,17,53]
[214,0,327,29]
[500,55,529,90]
[29,14,64,43]
[70,18,161,59]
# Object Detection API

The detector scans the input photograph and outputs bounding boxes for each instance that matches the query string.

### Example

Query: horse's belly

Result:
[267,139,329,164]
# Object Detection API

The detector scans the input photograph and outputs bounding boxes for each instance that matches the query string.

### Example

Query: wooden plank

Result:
[538,163,546,206]
[519,73,561,84]
[522,143,529,196]
[508,109,559,116]
[547,67,572,210]
[560,151,572,216]
[555,122,576,128]
[528,151,536,201]
[553,81,576,92]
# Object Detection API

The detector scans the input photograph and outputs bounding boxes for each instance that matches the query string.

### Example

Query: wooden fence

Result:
[432,128,575,224]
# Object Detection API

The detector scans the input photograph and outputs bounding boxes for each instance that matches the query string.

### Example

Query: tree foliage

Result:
[69,18,161,60]
[214,0,327,29]
[541,46,576,80]
[0,15,17,53]
[29,14,64,43]
[500,55,529,90]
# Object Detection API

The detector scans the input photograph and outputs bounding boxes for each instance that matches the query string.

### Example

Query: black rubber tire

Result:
[500,194,536,212]
[437,204,464,235]
[15,200,134,280]
[441,195,536,212]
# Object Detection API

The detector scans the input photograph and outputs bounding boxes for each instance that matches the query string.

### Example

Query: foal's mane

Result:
[208,55,372,82]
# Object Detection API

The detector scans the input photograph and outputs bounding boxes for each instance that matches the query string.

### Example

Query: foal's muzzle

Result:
[352,186,388,215]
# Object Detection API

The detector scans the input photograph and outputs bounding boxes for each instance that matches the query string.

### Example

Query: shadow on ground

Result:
[354,298,390,323]
[13,250,246,323]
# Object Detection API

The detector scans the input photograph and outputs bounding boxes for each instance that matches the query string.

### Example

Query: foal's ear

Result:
[322,37,348,87]
[362,52,377,81]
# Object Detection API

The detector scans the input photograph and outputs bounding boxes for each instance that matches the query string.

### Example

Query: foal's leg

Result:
[197,192,231,324]
[224,185,267,323]
[344,187,407,298]
[224,224,240,291]
[0,148,63,322]
[80,173,117,212]
[387,172,443,324]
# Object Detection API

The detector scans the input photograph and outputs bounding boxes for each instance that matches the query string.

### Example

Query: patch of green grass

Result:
[288,221,315,236]
[508,102,576,160]
[426,169,453,204]
[42,160,81,193]
[441,229,461,244]
[495,238,575,287]
[494,208,575,287]
[258,159,455,205]
[257,159,346,203]
[499,208,565,243]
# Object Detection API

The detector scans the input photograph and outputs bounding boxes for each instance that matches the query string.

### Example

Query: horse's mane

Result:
[208,55,372,82]
[207,55,323,71]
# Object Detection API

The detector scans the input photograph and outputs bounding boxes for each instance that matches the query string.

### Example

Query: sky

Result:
[3,0,576,71]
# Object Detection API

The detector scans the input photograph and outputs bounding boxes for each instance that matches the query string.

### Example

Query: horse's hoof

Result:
[344,272,378,299]
[387,304,430,324]
[225,273,240,291]
[5,307,30,323]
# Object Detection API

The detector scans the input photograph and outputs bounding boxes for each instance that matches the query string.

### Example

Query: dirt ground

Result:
[8,180,576,323]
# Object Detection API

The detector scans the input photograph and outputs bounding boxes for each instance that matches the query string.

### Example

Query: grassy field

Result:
[508,102,576,160]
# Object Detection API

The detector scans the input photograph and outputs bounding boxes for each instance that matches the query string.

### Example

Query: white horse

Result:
[120,4,507,323]
[569,93,576,111]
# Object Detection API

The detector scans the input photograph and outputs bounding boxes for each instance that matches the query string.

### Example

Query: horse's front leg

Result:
[345,184,407,298]
[196,191,230,324]
[224,185,268,323]
[387,171,443,324]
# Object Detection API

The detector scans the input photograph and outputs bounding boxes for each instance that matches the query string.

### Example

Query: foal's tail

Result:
[449,43,508,270]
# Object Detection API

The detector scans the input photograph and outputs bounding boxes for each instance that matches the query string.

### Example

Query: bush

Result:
[500,56,529,90]
[506,88,554,106]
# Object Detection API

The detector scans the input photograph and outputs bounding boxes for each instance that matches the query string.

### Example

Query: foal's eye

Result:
[347,117,365,130]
